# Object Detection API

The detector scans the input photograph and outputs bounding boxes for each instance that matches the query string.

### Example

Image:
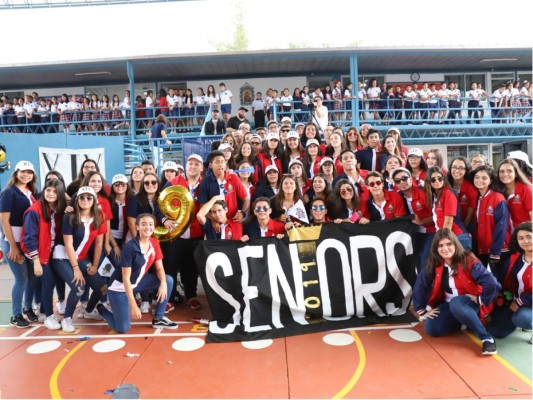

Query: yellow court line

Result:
[464,331,532,387]
[49,341,88,399]
[332,331,366,399]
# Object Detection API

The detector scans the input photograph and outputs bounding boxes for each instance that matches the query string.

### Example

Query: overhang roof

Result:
[1,46,531,90]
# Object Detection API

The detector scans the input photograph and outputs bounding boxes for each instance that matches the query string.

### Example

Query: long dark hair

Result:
[424,229,474,280]
[74,159,100,182]
[69,190,103,229]
[424,166,451,209]
[447,156,471,186]
[471,165,505,195]
[40,178,67,223]
[270,175,303,212]
[327,178,359,219]
[137,172,160,210]
[509,221,532,254]
[7,163,38,195]
[81,170,111,202]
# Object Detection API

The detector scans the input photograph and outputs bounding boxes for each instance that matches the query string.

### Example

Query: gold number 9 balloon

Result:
[153,185,194,242]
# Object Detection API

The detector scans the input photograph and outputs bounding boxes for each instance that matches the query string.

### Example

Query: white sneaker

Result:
[140,302,150,314]
[77,303,87,319]
[33,302,41,314]
[38,313,46,323]
[82,308,103,321]
[44,315,61,330]
[56,301,66,315]
[61,317,75,333]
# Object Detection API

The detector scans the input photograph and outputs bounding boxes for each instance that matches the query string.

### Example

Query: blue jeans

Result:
[100,274,173,333]
[51,258,85,319]
[416,232,435,273]
[3,241,35,316]
[489,305,532,338]
[78,259,107,312]
[41,264,58,317]
[425,296,491,341]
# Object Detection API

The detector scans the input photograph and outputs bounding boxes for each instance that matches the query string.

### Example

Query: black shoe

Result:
[10,314,31,328]
[23,308,38,322]
[96,303,106,315]
[152,316,178,329]
[482,339,497,355]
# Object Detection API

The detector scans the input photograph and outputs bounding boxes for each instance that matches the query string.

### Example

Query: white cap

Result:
[77,186,97,199]
[508,150,533,168]
[187,153,203,163]
[306,139,319,147]
[218,143,233,151]
[250,134,262,141]
[387,127,400,135]
[281,116,292,123]
[267,120,278,127]
[265,165,279,174]
[15,160,35,172]
[266,132,280,141]
[390,167,411,179]
[176,163,184,171]
[286,131,299,140]
[408,148,423,158]
[319,157,334,167]
[295,123,305,129]
[162,161,178,171]
[288,159,303,169]
[112,174,128,185]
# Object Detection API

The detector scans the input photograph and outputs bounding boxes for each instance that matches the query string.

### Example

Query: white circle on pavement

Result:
[389,329,422,342]
[241,339,273,349]
[26,340,62,354]
[92,339,126,353]
[172,338,205,352]
[322,333,355,346]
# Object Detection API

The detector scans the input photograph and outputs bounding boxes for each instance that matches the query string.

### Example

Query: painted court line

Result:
[19,326,41,338]
[0,332,207,341]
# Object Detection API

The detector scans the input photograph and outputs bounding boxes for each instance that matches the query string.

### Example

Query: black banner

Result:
[194,218,419,343]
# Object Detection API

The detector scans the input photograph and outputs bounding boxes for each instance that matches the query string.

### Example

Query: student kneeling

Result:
[97,214,178,333]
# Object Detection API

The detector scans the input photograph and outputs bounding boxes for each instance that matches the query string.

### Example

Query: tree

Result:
[210,0,249,52]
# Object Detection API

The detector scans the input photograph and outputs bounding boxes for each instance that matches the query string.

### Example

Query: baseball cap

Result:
[162,161,178,171]
[187,154,203,163]
[77,186,97,199]
[295,123,305,129]
[390,167,411,179]
[211,108,219,113]
[408,148,423,158]
[112,174,128,185]
[15,160,35,172]
[387,127,401,135]
[288,159,303,169]
[286,131,299,140]
[281,116,292,123]
[306,139,319,147]
[176,163,184,171]
[250,134,262,141]
[265,165,279,174]
[218,143,233,151]
[267,120,279,127]
[319,157,334,167]
[508,150,533,169]
[238,106,249,112]
[266,132,279,141]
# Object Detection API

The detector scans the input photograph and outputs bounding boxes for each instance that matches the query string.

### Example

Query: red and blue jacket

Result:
[243,218,285,238]
[399,185,436,233]
[476,190,511,257]
[504,253,532,308]
[507,181,532,229]
[21,201,60,265]
[413,255,500,322]
[361,190,407,221]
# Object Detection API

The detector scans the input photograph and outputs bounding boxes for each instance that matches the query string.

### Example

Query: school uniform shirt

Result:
[108,237,162,292]
[356,146,379,171]
[111,200,128,240]
[476,190,510,257]
[506,182,533,229]
[194,95,207,105]
[331,172,368,198]
[244,219,286,238]
[361,190,407,221]
[256,152,283,178]
[0,185,36,242]
[252,99,266,112]
[454,180,478,225]
[21,201,60,265]
[432,188,463,235]
[399,185,436,233]
[366,87,381,100]
[217,90,233,105]
[252,183,279,201]
[504,255,532,307]
[418,89,431,103]
[202,218,242,240]
[280,95,293,108]
[127,195,156,218]
[197,171,247,219]
[62,212,107,261]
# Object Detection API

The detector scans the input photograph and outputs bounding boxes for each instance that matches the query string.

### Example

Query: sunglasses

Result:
[368,180,383,187]
[430,176,444,183]
[254,206,270,212]
[219,183,228,195]
[78,195,94,201]
[144,180,158,186]
[312,205,326,211]
[340,187,354,195]
[251,142,261,146]
[393,176,410,184]
[114,182,127,187]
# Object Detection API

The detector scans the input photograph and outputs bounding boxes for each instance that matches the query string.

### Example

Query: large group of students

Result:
[1,79,531,135]
[0,112,531,354]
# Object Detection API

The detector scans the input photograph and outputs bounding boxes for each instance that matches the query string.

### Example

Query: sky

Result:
[1,0,532,66]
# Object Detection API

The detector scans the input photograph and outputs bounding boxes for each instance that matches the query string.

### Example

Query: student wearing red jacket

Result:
[413,229,500,355]
[22,179,66,330]
[425,166,472,251]
[497,158,532,229]
[472,165,511,285]
[242,197,286,240]
[490,222,532,341]
[158,154,204,311]
[256,133,283,176]
[359,171,407,223]
[447,156,477,234]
